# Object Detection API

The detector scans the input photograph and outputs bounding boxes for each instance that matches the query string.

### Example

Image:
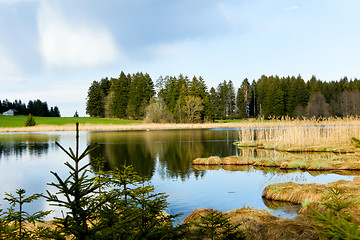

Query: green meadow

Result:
[0,115,141,128]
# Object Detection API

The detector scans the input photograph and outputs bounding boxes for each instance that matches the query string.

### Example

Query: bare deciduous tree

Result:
[306,92,330,118]
[182,96,204,123]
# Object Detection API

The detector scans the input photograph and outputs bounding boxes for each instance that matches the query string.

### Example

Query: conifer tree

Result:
[24,114,36,127]
[3,188,50,239]
[46,123,108,239]
[86,81,105,117]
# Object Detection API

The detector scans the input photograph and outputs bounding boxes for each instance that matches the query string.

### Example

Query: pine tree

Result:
[86,81,105,117]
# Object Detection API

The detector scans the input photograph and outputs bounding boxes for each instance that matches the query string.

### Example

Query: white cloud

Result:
[37,1,121,68]
[284,6,299,11]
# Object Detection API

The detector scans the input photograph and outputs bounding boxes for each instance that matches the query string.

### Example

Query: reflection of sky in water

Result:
[0,130,358,221]
[0,132,89,219]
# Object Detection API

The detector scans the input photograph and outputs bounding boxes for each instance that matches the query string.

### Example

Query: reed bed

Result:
[237,116,360,151]
[262,177,360,205]
[192,153,360,170]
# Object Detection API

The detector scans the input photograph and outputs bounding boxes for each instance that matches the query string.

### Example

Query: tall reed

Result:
[238,117,360,149]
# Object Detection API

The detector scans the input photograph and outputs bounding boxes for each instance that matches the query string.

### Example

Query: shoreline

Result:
[0,122,246,133]
[2,118,360,133]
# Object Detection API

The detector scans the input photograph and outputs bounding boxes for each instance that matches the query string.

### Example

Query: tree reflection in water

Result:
[0,134,59,159]
[88,129,240,180]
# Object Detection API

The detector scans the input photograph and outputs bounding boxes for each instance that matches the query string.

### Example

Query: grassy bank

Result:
[192,153,360,170]
[0,115,141,128]
[262,177,360,215]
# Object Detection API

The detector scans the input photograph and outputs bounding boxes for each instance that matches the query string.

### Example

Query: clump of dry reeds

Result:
[238,116,360,150]
[262,182,324,204]
[262,177,360,206]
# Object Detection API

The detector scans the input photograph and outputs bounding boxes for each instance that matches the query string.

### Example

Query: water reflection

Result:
[262,199,301,217]
[0,129,358,221]
[0,134,59,159]
[88,130,239,180]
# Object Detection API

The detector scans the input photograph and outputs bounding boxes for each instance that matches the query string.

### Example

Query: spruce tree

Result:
[3,189,50,239]
[46,123,108,239]
[86,81,105,117]
[24,114,36,127]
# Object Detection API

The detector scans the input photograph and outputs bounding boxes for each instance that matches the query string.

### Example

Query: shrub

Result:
[24,114,36,127]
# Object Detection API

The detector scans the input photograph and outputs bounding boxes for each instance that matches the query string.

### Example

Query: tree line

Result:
[0,99,60,117]
[86,72,360,122]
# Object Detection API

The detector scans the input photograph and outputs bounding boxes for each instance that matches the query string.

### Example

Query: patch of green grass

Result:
[309,160,328,169]
[254,158,281,166]
[286,159,309,169]
[268,185,282,193]
[0,115,141,128]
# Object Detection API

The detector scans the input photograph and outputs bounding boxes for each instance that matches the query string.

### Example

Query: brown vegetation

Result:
[193,153,360,171]
[262,177,360,210]
[183,208,318,240]
[237,116,360,152]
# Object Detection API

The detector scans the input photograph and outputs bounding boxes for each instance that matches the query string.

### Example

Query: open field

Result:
[2,116,360,136]
[0,115,141,128]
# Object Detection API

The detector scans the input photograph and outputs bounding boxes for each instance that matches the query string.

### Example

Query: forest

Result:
[86,72,360,122]
[0,99,60,117]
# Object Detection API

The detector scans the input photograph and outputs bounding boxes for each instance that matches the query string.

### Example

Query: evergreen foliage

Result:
[86,80,106,117]
[188,209,245,240]
[308,186,360,239]
[2,189,51,239]
[45,123,109,239]
[0,99,60,117]
[45,123,183,239]
[87,72,360,121]
[24,114,36,126]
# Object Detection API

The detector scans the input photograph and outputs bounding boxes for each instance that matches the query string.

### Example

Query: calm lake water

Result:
[0,129,357,221]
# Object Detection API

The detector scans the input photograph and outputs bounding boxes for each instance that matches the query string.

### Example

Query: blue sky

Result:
[1,0,359,117]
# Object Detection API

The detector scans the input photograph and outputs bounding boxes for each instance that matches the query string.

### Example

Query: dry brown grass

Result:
[237,116,360,152]
[192,153,360,170]
[192,156,221,165]
[262,177,360,207]
[183,207,318,240]
[192,164,252,171]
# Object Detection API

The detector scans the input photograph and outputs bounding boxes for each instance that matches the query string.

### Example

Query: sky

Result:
[1,0,360,117]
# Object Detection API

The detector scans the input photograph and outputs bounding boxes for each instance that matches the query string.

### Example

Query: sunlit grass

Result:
[0,115,141,128]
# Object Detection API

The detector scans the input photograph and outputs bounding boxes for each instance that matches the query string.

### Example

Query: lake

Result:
[0,129,357,221]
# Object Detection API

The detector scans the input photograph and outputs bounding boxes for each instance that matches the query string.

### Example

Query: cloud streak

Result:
[284,6,299,11]
[37,1,121,68]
